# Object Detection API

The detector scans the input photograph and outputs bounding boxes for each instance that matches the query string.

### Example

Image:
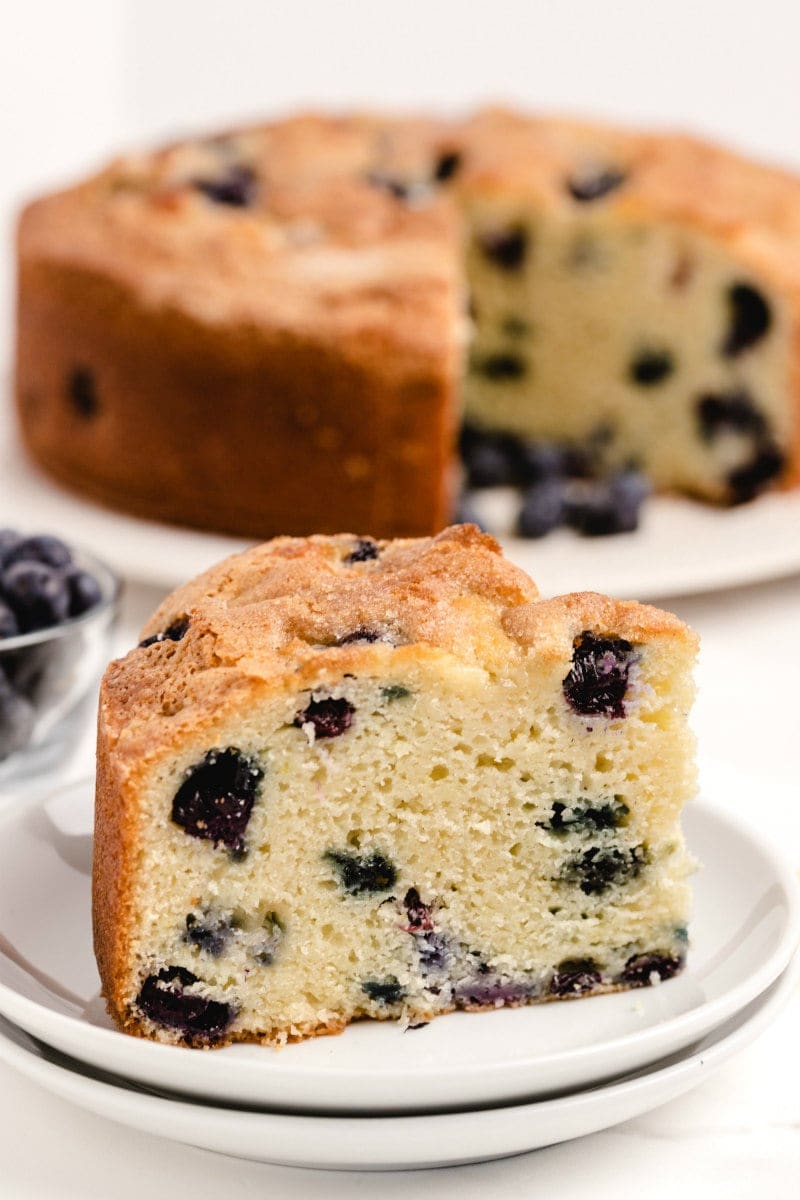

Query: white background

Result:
[1,4,800,1194]
[3,0,800,361]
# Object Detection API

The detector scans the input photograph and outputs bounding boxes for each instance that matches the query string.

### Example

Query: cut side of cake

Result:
[94,525,697,1047]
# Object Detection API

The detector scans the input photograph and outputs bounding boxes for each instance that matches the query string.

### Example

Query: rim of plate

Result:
[0,787,797,1094]
[0,960,794,1155]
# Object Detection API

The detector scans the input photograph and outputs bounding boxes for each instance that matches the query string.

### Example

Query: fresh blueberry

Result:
[516,479,566,538]
[561,845,646,895]
[549,958,602,996]
[567,166,627,202]
[538,797,630,835]
[171,748,264,856]
[621,951,684,987]
[727,444,786,503]
[565,474,646,536]
[459,426,520,488]
[138,617,189,648]
[0,668,35,760]
[136,966,234,1042]
[251,913,284,966]
[696,390,768,441]
[477,227,528,270]
[345,538,379,564]
[0,601,19,639]
[193,163,257,207]
[433,150,462,182]
[516,441,567,484]
[324,849,397,895]
[66,568,103,618]
[294,696,355,739]
[362,977,406,1004]
[471,352,527,381]
[184,912,233,958]
[1,561,70,633]
[722,283,771,357]
[3,534,73,570]
[563,632,635,718]
[629,348,675,386]
[0,530,22,567]
[68,366,99,418]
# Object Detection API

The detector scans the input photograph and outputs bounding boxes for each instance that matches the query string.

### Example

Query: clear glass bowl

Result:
[0,550,120,784]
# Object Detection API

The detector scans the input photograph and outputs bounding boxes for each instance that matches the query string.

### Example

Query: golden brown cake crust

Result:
[93,524,697,1036]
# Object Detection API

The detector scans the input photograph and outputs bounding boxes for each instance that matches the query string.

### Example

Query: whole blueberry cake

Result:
[16,111,800,539]
[94,525,697,1047]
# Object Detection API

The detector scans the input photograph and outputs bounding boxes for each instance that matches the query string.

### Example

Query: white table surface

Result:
[1,573,798,1198]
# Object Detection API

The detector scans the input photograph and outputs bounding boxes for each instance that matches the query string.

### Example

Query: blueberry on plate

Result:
[516,479,566,538]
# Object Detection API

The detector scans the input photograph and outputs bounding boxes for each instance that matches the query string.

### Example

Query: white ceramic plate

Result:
[4,407,800,599]
[0,965,795,1171]
[0,779,797,1115]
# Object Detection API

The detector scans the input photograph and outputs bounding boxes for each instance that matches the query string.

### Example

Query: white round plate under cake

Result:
[4,407,800,599]
[0,777,797,1118]
[0,966,795,1171]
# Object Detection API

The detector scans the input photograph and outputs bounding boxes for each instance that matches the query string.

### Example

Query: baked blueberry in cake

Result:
[16,110,799,541]
[93,525,697,1047]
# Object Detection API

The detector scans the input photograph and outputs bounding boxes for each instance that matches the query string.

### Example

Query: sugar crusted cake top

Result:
[100,525,694,762]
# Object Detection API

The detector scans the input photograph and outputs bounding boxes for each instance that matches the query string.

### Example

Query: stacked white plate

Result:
[0,776,797,1171]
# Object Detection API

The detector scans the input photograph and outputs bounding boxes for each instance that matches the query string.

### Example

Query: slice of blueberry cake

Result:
[94,524,697,1047]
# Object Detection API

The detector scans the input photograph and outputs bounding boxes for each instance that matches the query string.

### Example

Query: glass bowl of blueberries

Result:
[0,529,120,783]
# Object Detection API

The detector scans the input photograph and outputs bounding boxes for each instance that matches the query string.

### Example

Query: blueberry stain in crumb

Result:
[184,912,233,958]
[629,349,675,387]
[136,966,234,1041]
[561,845,646,896]
[345,538,379,564]
[171,748,264,856]
[538,797,630,836]
[722,283,771,357]
[471,352,527,382]
[567,166,627,203]
[139,616,189,648]
[362,977,406,1005]
[562,632,636,718]
[68,367,99,418]
[325,849,397,895]
[549,958,602,996]
[1,561,70,633]
[621,951,684,986]
[381,684,411,702]
[696,390,768,442]
[477,226,528,271]
[294,696,355,739]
